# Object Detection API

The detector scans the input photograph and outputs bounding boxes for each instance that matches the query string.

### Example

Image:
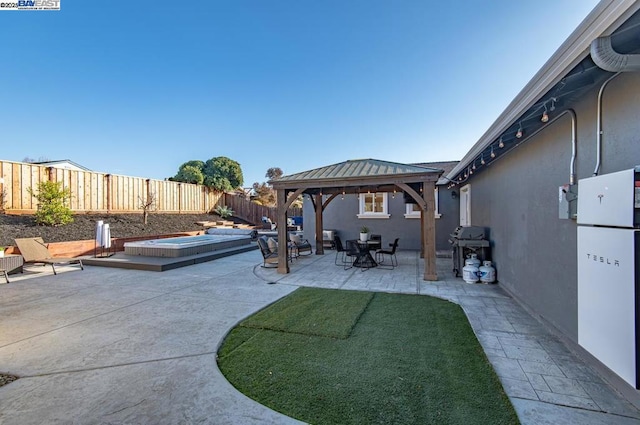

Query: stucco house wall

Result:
[466,71,640,343]
[302,185,459,252]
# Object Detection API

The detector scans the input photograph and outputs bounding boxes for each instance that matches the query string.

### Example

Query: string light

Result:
[480,154,485,165]
[490,146,496,158]
[541,104,549,123]
[472,161,476,170]
[498,137,504,148]
[515,122,523,139]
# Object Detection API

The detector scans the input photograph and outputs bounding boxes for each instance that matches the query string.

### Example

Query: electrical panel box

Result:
[559,184,578,220]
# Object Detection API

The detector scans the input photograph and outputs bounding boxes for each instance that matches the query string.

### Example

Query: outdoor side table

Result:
[0,254,24,275]
[287,242,299,261]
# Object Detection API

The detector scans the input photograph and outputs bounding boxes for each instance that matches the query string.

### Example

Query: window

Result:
[358,193,390,218]
[404,188,441,219]
[404,203,421,218]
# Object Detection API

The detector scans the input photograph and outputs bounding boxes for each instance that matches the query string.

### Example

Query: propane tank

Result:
[466,254,480,268]
[479,261,496,284]
[463,260,480,284]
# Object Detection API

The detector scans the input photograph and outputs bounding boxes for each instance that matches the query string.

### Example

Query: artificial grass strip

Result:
[218,290,519,425]
[239,287,373,339]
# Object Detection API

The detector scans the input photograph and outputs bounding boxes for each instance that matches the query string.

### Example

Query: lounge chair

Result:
[257,236,280,268]
[289,234,312,256]
[14,237,84,275]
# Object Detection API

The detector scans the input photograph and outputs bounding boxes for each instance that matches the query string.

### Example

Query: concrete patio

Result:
[1,249,639,424]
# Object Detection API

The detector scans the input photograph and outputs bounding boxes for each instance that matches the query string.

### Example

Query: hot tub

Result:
[123,234,251,258]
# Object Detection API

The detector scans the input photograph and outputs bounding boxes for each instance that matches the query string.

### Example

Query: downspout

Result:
[590,35,640,175]
[593,72,620,176]
[566,109,577,185]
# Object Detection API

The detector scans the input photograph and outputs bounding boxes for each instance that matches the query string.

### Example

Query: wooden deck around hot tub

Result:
[123,236,251,258]
[82,243,258,272]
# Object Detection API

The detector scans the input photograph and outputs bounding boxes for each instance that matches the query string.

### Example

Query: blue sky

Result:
[1,0,600,186]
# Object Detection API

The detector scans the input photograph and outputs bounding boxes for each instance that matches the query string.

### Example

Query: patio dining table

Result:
[349,240,378,269]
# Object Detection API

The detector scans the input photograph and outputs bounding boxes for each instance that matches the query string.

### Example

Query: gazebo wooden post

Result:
[314,193,324,255]
[422,181,437,281]
[276,188,290,274]
[420,215,425,259]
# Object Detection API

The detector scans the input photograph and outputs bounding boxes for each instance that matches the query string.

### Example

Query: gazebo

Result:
[269,159,443,280]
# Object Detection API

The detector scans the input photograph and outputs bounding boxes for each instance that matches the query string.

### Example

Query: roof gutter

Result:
[446,0,640,182]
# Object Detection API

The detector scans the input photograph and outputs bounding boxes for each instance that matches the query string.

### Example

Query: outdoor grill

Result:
[448,226,490,277]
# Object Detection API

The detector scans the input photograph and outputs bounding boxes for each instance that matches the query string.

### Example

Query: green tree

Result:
[171,160,205,184]
[203,156,244,191]
[180,160,206,170]
[27,181,74,226]
[170,158,243,191]
[266,167,283,181]
[174,165,204,185]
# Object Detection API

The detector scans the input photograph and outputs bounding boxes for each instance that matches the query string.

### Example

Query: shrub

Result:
[214,204,234,219]
[28,181,74,226]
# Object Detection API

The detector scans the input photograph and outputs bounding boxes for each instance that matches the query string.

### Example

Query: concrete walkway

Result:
[0,254,303,424]
[1,249,639,424]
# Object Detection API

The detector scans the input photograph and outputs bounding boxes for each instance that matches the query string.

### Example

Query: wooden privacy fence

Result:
[221,193,302,225]
[0,160,223,215]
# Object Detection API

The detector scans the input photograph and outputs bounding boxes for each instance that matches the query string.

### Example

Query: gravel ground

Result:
[0,213,251,247]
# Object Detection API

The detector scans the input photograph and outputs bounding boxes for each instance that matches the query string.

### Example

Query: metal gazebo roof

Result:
[271,159,443,196]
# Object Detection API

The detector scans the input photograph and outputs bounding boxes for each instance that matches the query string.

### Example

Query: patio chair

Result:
[1,268,9,284]
[375,238,399,269]
[344,240,360,270]
[290,234,312,256]
[257,236,279,268]
[369,234,382,250]
[333,235,347,265]
[261,217,276,230]
[14,237,84,275]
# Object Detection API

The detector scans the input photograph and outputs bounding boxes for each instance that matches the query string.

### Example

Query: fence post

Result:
[105,174,112,213]
[177,183,182,213]
[46,166,55,182]
[145,179,151,208]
